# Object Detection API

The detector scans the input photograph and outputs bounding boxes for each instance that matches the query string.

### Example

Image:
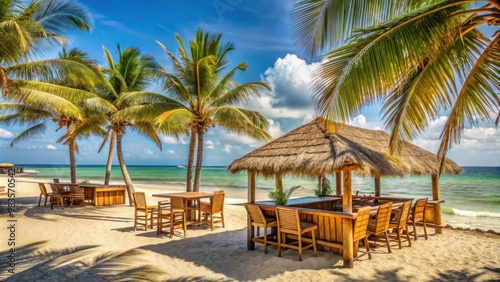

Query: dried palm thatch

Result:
[228,117,463,177]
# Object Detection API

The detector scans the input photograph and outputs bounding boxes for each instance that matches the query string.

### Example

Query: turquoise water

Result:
[18,165,500,231]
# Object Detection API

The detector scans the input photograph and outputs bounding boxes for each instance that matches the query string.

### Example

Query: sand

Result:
[0,178,499,281]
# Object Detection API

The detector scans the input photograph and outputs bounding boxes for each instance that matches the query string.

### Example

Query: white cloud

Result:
[167,150,176,155]
[161,135,187,145]
[143,148,155,156]
[222,145,232,153]
[0,128,14,139]
[350,115,367,128]
[246,54,319,119]
[46,144,57,150]
[206,140,215,149]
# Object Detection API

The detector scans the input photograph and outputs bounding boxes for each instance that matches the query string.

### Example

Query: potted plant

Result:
[269,185,301,205]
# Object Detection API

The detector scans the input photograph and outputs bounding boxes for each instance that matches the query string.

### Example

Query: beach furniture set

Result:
[132,190,225,237]
[245,195,429,265]
[37,182,126,209]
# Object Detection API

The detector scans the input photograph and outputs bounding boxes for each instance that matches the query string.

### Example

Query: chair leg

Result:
[423,222,428,239]
[384,232,391,253]
[277,231,282,257]
[397,229,402,249]
[134,210,138,231]
[38,194,42,206]
[404,226,412,247]
[182,213,187,238]
[364,237,372,259]
[221,212,225,228]
[298,234,303,261]
[44,196,49,206]
[210,214,214,231]
[412,222,418,240]
[312,231,318,257]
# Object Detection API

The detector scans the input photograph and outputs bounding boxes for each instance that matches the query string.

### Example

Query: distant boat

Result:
[177,165,186,169]
[23,169,39,174]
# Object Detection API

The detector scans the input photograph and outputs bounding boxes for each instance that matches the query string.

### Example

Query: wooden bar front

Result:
[255,197,355,253]
[79,184,126,206]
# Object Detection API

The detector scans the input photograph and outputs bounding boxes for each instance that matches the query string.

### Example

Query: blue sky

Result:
[1,0,499,167]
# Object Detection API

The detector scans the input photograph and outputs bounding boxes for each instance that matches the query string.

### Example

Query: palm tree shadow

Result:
[140,227,343,281]
[0,241,165,281]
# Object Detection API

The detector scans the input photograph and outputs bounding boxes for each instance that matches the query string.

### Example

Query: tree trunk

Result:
[186,127,197,192]
[69,140,77,184]
[193,129,204,192]
[104,130,116,185]
[116,130,135,206]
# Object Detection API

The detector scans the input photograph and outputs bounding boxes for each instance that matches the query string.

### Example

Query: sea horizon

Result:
[11,164,500,232]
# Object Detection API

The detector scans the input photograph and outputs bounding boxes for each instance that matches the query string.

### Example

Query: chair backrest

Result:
[38,183,48,195]
[170,197,184,212]
[276,206,300,234]
[373,202,393,234]
[211,191,225,213]
[245,203,266,225]
[69,184,84,194]
[353,206,371,241]
[133,192,147,209]
[49,183,61,194]
[412,198,428,222]
[393,201,412,227]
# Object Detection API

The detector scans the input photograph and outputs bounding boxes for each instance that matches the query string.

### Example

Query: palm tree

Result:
[0,0,92,97]
[292,0,500,171]
[99,45,163,205]
[116,29,272,192]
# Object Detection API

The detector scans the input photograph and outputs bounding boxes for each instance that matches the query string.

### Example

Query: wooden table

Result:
[152,192,213,222]
[78,184,126,206]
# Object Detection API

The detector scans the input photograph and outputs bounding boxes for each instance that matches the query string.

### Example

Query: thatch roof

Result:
[228,117,463,177]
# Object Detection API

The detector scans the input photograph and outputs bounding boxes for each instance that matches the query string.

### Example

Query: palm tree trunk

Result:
[193,129,204,192]
[69,140,77,184]
[186,127,196,192]
[116,131,135,206]
[104,130,116,185]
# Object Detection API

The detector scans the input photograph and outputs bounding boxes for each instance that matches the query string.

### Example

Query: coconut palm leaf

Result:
[211,106,271,141]
[10,122,47,146]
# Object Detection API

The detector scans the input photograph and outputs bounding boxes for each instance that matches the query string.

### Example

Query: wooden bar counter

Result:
[254,196,355,253]
[79,184,126,206]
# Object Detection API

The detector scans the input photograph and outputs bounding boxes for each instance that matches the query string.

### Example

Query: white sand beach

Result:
[1,178,499,281]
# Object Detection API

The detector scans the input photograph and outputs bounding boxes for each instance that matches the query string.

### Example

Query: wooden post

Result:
[342,169,354,268]
[247,171,256,250]
[374,176,381,197]
[275,173,283,192]
[336,171,342,196]
[318,176,323,194]
[431,174,443,234]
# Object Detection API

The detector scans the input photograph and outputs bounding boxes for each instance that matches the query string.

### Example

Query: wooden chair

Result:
[49,183,71,209]
[388,201,412,249]
[276,206,318,261]
[200,190,225,231]
[245,203,278,254]
[68,184,85,207]
[367,202,393,254]
[169,197,187,238]
[353,206,372,260]
[408,198,428,240]
[157,200,171,235]
[38,183,52,206]
[132,192,157,231]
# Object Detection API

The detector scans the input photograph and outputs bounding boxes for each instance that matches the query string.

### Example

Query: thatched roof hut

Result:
[228,117,463,177]
[232,117,462,269]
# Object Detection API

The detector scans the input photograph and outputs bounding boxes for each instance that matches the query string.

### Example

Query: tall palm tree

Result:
[292,0,500,171]
[0,0,92,96]
[116,29,272,192]
[99,45,162,205]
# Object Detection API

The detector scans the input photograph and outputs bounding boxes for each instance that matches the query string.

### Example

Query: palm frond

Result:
[130,122,162,150]
[438,32,500,172]
[211,106,271,141]
[10,121,47,146]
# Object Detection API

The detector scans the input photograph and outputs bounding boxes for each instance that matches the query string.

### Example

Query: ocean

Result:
[18,164,500,232]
